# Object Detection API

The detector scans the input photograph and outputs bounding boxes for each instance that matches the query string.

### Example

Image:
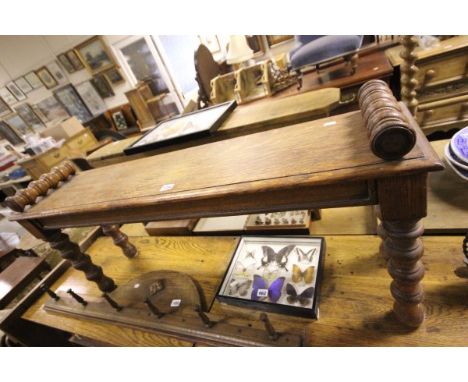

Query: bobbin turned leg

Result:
[102,225,138,258]
[377,174,427,327]
[45,229,116,292]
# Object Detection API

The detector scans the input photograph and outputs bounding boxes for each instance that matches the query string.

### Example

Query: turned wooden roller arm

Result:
[5,161,76,213]
[357,79,416,160]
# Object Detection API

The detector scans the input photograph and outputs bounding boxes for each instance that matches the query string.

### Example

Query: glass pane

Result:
[120,38,168,94]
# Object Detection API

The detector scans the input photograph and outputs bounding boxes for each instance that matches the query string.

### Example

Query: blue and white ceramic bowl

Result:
[444,143,468,181]
[450,126,468,165]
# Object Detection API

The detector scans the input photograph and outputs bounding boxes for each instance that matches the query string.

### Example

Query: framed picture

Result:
[46,61,67,84]
[75,36,115,74]
[36,66,58,89]
[124,100,237,155]
[66,49,85,70]
[74,81,107,116]
[217,236,325,319]
[4,113,33,136]
[198,35,221,54]
[90,74,115,98]
[111,110,128,131]
[14,77,33,94]
[24,71,43,89]
[14,103,45,130]
[57,53,76,74]
[54,84,92,123]
[104,67,124,85]
[6,82,26,101]
[36,96,70,122]
[246,35,266,56]
[266,35,294,47]
[0,87,18,106]
[0,96,13,117]
[0,121,25,145]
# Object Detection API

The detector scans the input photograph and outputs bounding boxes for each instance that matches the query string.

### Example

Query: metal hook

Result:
[259,313,279,341]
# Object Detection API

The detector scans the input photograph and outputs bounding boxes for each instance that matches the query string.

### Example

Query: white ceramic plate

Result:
[450,126,468,165]
[444,156,468,181]
[444,143,468,171]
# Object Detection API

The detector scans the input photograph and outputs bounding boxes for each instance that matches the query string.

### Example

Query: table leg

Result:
[46,229,116,293]
[377,174,427,327]
[102,225,138,258]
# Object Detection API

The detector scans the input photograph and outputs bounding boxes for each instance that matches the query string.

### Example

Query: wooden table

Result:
[6,99,443,336]
[276,50,393,111]
[86,88,341,167]
[9,234,468,346]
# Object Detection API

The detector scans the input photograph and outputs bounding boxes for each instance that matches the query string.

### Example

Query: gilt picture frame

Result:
[266,35,294,47]
[66,49,85,71]
[14,103,45,130]
[75,36,115,75]
[36,66,58,89]
[104,67,125,85]
[6,82,27,101]
[24,71,43,89]
[90,74,115,98]
[0,96,13,117]
[0,87,18,106]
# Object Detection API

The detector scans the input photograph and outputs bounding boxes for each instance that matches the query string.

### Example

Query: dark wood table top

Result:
[12,104,442,228]
[277,50,393,97]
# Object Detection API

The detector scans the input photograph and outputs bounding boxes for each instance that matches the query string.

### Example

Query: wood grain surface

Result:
[424,139,468,233]
[86,88,341,168]
[12,104,442,228]
[23,236,239,346]
[22,235,468,346]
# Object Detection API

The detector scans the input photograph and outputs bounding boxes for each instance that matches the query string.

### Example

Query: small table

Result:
[7,101,442,333]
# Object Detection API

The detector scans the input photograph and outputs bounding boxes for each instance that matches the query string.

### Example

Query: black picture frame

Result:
[124,100,237,155]
[216,235,326,319]
[90,74,115,98]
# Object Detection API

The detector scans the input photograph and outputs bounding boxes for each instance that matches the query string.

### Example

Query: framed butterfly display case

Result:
[217,236,325,318]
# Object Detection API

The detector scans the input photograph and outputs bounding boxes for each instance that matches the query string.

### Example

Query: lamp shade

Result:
[226,35,254,64]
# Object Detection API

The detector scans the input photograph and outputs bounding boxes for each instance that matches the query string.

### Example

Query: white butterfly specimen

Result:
[228,279,252,296]
[296,247,317,262]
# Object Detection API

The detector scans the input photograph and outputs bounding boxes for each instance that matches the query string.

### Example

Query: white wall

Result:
[0,35,133,111]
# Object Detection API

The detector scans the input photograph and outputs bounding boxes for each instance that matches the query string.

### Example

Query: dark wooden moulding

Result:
[358,79,416,160]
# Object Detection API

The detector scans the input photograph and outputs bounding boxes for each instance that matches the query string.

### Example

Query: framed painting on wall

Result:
[14,103,45,130]
[24,71,43,89]
[0,96,13,117]
[46,61,67,84]
[36,67,58,89]
[66,50,85,71]
[75,80,107,116]
[0,87,18,106]
[75,36,115,74]
[246,35,266,56]
[14,77,33,94]
[57,53,76,74]
[6,82,27,101]
[266,35,294,47]
[104,67,125,85]
[0,121,25,145]
[90,74,115,98]
[36,96,70,122]
[4,113,33,136]
[54,84,92,123]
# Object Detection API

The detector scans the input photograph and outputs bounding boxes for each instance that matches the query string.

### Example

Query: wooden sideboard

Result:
[18,129,98,179]
[386,35,468,134]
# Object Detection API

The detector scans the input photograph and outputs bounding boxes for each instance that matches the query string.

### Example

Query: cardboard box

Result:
[40,117,84,141]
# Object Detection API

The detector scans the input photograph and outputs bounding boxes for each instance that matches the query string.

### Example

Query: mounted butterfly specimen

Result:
[286,283,315,306]
[292,264,316,284]
[228,279,252,296]
[257,244,295,271]
[251,275,285,303]
[296,247,317,262]
[244,250,255,260]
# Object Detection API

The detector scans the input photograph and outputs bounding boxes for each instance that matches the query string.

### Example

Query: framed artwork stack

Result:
[217,236,325,318]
